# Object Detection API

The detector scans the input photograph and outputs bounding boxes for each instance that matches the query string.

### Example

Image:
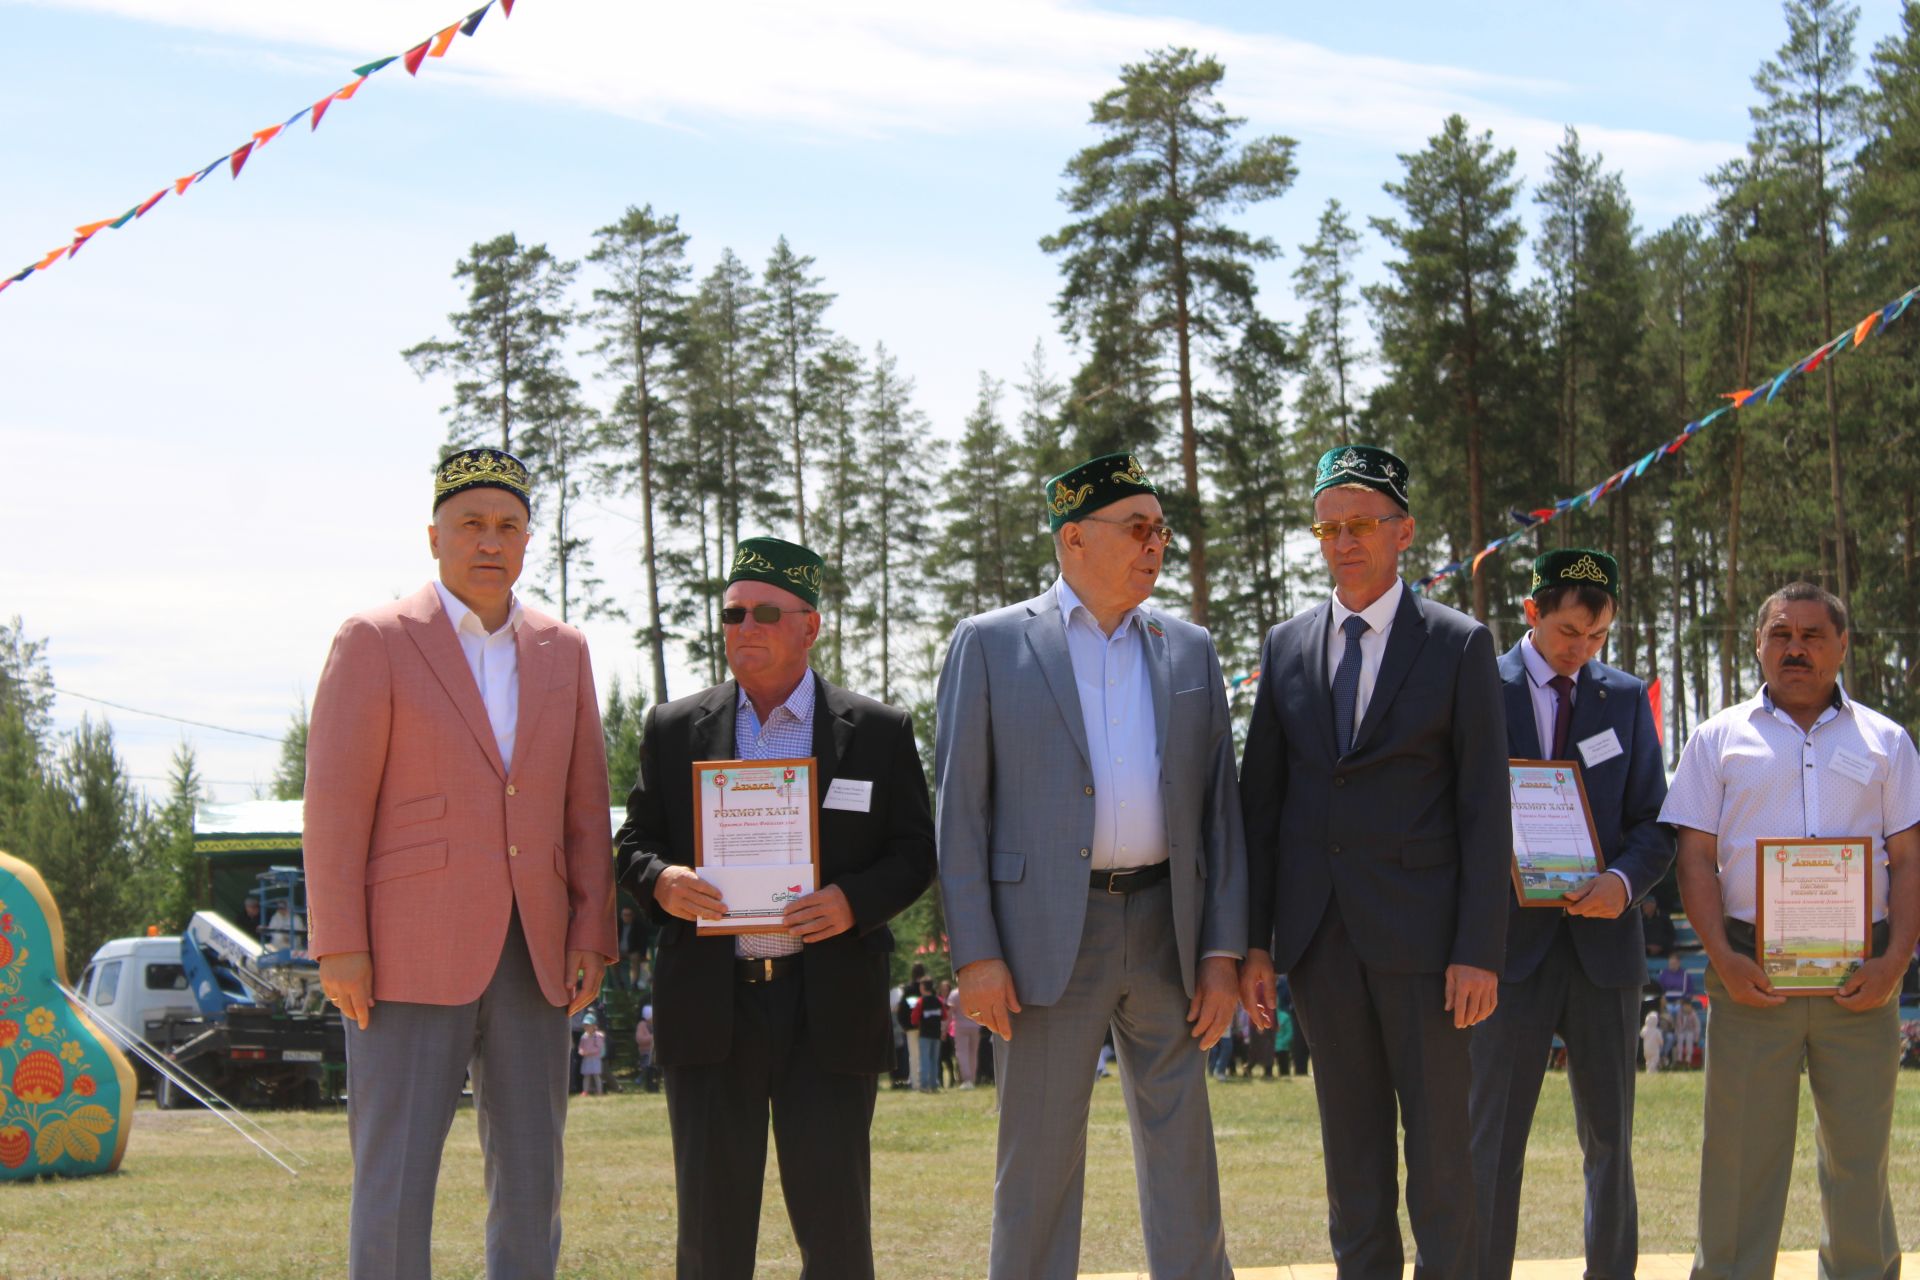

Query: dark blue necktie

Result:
[1332,614,1369,755]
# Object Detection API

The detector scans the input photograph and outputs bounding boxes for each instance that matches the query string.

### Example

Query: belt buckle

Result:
[761,958,775,981]
[1107,867,1138,895]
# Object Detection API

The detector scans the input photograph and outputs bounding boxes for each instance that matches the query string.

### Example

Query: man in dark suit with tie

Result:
[1239,445,1509,1280]
[1469,548,1673,1280]
[614,536,937,1280]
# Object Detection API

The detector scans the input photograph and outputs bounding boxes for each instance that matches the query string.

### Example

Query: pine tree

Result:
[1015,341,1072,597]
[24,718,153,973]
[155,741,204,930]
[1368,115,1540,626]
[403,233,578,455]
[808,340,870,684]
[1042,47,1299,627]
[762,237,835,544]
[521,359,612,623]
[587,205,693,704]
[854,345,940,703]
[1203,319,1298,673]
[270,698,308,802]
[1293,199,1365,452]
[1753,0,1865,684]
[601,673,649,803]
[929,374,1031,625]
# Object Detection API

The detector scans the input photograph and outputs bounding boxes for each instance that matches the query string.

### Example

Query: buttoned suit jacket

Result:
[1495,641,1673,987]
[934,588,1247,1008]
[614,674,935,1075]
[1242,586,1509,975]
[305,583,618,1006]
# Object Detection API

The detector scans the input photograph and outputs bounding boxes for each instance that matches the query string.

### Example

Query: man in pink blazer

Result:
[306,446,617,1280]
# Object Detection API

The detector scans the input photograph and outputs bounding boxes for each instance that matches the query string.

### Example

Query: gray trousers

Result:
[1693,968,1901,1280]
[989,879,1230,1280]
[345,912,570,1280]
[1469,926,1641,1280]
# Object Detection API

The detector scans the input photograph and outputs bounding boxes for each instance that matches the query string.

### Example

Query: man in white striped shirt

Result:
[1660,581,1920,1280]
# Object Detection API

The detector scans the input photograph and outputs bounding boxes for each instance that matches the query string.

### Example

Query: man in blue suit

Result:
[1240,445,1509,1280]
[1468,548,1673,1280]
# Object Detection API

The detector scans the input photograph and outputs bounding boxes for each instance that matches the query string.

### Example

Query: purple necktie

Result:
[1549,674,1575,759]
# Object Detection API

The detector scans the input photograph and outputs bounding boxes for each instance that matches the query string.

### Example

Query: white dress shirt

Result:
[1327,577,1404,727]
[1520,633,1636,897]
[1057,578,1167,871]
[433,579,522,773]
[1659,684,1920,923]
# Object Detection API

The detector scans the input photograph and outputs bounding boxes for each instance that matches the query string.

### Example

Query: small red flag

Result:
[229,141,255,179]
[1648,679,1664,745]
[403,41,431,75]
[311,94,334,130]
[135,189,167,218]
[501,0,515,16]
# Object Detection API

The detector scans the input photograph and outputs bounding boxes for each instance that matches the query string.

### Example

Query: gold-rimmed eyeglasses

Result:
[1080,516,1174,547]
[1310,515,1406,542]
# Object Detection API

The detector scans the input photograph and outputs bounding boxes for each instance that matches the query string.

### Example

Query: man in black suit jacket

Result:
[615,537,935,1280]
[1239,445,1509,1280]
[1468,549,1673,1280]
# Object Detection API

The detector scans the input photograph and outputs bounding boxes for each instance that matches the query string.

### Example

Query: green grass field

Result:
[3,1070,1918,1278]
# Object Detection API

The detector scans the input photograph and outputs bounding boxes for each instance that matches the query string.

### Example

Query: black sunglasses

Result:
[721,604,814,626]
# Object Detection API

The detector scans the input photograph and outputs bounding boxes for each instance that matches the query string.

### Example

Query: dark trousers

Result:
[1290,901,1478,1280]
[1469,925,1640,1280]
[664,972,879,1280]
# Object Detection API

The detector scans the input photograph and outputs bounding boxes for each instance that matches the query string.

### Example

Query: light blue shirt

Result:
[1520,632,1636,898]
[731,672,816,958]
[1056,578,1166,871]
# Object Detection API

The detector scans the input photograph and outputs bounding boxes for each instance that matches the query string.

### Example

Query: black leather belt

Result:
[1090,861,1170,895]
[735,955,803,983]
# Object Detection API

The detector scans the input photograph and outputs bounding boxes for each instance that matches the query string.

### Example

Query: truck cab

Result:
[76,935,199,1044]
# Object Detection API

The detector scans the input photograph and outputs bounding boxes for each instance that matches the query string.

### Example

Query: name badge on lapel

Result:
[823,778,874,812]
[1576,728,1624,769]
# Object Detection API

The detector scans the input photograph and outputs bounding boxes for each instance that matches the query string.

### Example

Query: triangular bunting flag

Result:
[6,267,32,283]
[35,247,67,270]
[195,156,224,183]
[73,219,115,238]
[403,41,431,75]
[461,5,490,36]
[67,231,98,259]
[336,76,368,101]
[352,55,397,77]
[107,203,140,230]
[311,93,334,130]
[1763,367,1792,402]
[229,141,255,179]
[1853,311,1880,348]
[429,24,460,57]
[282,105,310,129]
[252,125,283,149]
[134,189,167,219]
[501,0,515,16]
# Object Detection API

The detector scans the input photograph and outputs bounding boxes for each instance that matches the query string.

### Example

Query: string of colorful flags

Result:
[0,0,520,300]
[1408,280,1918,596]
[1224,278,1919,695]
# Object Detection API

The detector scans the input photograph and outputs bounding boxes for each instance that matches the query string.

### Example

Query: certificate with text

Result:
[1508,760,1606,908]
[1754,837,1872,993]
[691,758,820,935]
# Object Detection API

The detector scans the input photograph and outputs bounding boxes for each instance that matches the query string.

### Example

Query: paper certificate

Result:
[1508,760,1606,908]
[1754,838,1873,993]
[691,757,820,935]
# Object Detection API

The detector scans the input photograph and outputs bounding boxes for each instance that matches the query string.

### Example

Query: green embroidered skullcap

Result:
[1044,451,1159,532]
[434,446,532,512]
[1530,548,1619,599]
[1313,444,1409,510]
[726,536,824,608]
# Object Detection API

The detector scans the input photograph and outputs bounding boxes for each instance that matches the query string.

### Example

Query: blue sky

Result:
[3,0,1908,802]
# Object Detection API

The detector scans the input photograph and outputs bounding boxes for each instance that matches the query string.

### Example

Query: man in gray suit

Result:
[937,451,1246,1280]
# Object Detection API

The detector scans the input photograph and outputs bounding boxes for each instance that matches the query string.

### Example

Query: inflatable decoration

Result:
[0,849,137,1179]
